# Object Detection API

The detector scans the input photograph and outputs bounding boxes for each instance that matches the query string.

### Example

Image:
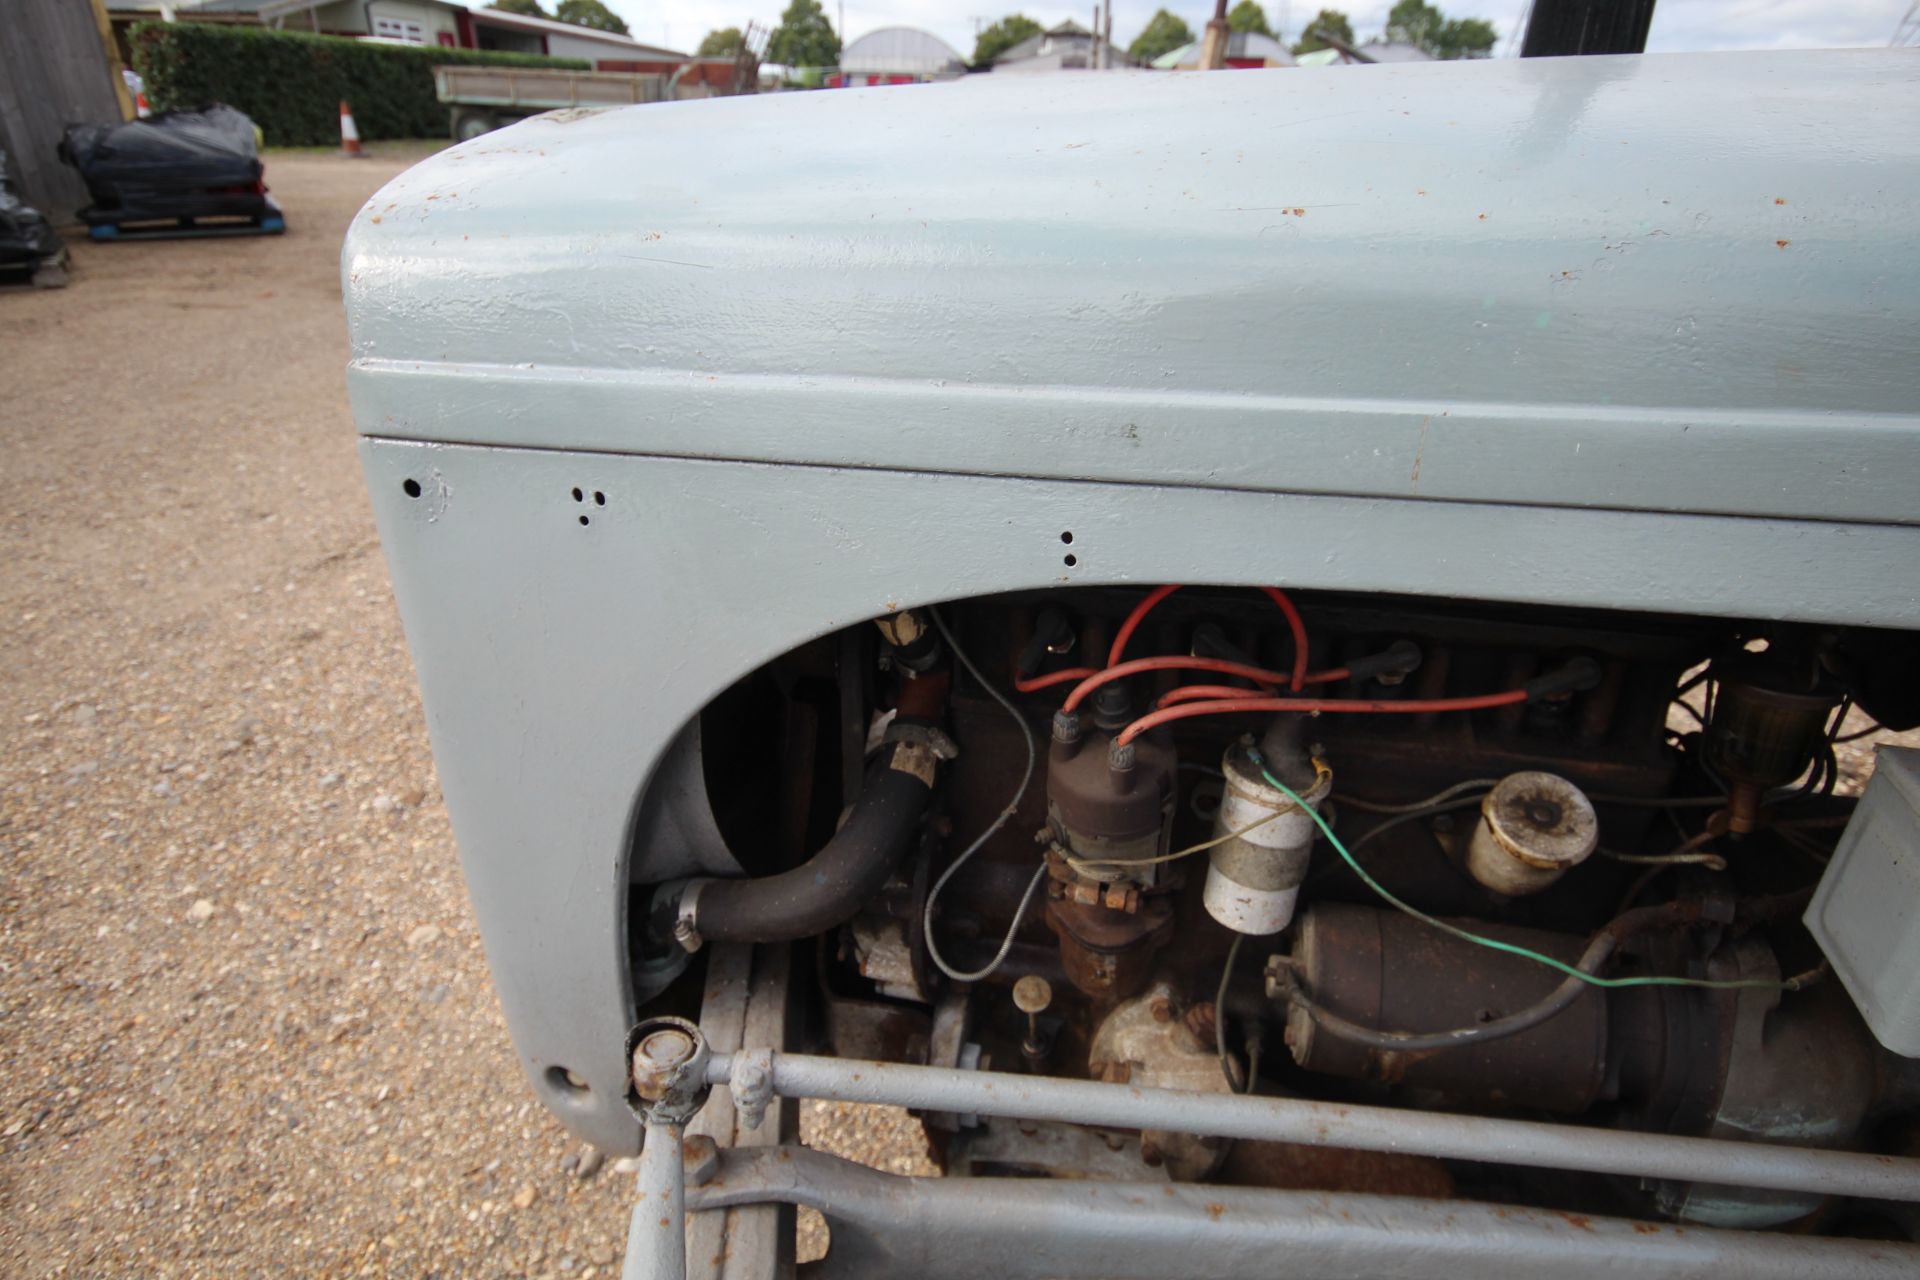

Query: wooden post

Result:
[88,0,136,121]
[1199,0,1230,69]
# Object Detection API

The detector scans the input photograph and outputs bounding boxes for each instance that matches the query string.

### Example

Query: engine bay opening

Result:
[630,583,1920,1236]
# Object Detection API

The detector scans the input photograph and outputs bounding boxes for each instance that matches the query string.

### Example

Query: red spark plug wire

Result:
[1114,688,1532,747]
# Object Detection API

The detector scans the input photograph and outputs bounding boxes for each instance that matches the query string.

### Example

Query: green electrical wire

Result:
[1254,756,1798,994]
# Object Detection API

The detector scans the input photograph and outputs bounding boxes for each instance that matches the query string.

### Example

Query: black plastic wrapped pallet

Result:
[59,105,275,229]
[0,148,63,269]
[61,105,261,190]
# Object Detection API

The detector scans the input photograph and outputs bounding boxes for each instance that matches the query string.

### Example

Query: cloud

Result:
[598,0,1900,61]
[1646,0,1901,51]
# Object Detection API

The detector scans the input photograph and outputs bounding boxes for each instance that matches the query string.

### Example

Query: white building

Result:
[834,27,966,85]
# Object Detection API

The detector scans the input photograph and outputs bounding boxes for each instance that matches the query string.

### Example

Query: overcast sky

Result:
[598,0,1910,62]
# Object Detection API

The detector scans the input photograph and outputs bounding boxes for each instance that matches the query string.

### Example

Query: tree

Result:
[1291,8,1353,53]
[1384,0,1439,48]
[973,14,1042,65]
[1384,0,1496,58]
[554,0,628,33]
[1433,16,1497,57]
[488,0,549,16]
[767,0,840,69]
[1227,0,1272,36]
[1128,9,1193,63]
[698,26,746,55]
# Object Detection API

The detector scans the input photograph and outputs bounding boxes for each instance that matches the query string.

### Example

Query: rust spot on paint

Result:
[1205,1203,1226,1220]
[1632,1222,1661,1234]
[1558,1212,1594,1232]
[369,215,382,224]
[660,1216,672,1228]
[1774,197,1787,205]
[1776,239,1791,249]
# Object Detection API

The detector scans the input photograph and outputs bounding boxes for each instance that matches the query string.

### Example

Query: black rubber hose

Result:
[689,741,936,944]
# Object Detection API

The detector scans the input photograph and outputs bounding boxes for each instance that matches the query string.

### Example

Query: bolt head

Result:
[683,1134,721,1185]
[636,1028,695,1070]
[627,1016,710,1114]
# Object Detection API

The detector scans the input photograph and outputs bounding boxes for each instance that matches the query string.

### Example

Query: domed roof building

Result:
[832,27,967,85]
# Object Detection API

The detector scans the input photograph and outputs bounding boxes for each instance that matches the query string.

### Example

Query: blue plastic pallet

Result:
[88,215,285,242]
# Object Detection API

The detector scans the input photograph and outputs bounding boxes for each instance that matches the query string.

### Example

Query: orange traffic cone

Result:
[338,101,367,158]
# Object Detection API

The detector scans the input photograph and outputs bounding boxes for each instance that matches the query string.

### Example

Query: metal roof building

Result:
[836,27,966,83]
[991,19,1134,72]
[1152,31,1297,69]
[1294,42,1435,66]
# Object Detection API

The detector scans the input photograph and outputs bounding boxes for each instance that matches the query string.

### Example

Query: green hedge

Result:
[131,24,590,146]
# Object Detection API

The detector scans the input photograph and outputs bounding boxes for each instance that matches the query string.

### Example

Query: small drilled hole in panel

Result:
[545,1065,590,1096]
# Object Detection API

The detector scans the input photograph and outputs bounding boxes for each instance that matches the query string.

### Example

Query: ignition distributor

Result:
[1041,700,1179,998]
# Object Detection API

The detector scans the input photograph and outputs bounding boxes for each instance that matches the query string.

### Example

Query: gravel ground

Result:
[0,146,928,1279]
[0,143,1909,1280]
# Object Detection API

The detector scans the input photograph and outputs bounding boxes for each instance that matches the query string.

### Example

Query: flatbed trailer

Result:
[433,65,667,141]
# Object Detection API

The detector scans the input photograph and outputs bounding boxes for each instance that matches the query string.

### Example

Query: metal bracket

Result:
[672,881,705,954]
[729,1048,774,1132]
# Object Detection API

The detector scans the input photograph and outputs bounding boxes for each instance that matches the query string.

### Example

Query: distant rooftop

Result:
[467,6,682,56]
[1294,41,1435,66]
[993,18,1133,69]
[1152,30,1297,68]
